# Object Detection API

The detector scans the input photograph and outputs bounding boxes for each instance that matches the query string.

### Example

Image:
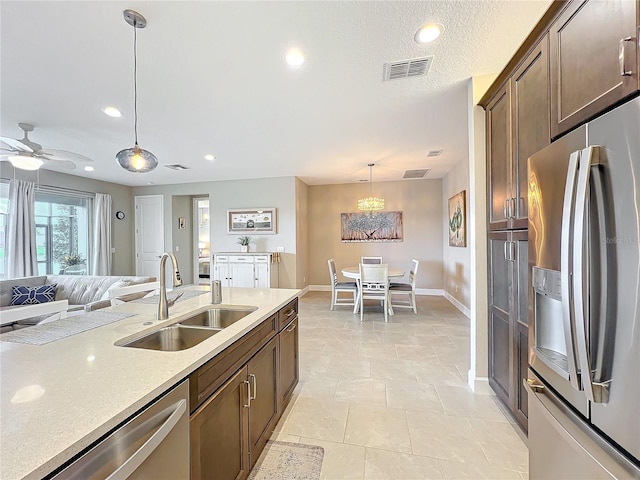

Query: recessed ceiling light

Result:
[102,106,122,118]
[84,166,95,172]
[204,154,215,161]
[285,48,305,67]
[414,23,443,44]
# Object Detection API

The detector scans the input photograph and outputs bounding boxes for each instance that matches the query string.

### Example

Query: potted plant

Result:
[237,236,251,253]
[61,253,86,275]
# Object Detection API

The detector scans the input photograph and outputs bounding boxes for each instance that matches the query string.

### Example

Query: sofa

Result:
[0,274,156,316]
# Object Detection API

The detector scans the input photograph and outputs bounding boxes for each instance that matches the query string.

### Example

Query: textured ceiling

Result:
[0,1,552,187]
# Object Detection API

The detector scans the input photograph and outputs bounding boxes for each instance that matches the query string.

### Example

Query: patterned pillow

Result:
[10,284,58,305]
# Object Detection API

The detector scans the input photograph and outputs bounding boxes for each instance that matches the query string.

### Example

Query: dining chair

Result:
[327,259,357,310]
[389,259,419,314]
[1,300,69,332]
[109,282,161,306]
[361,256,383,264]
[359,263,390,322]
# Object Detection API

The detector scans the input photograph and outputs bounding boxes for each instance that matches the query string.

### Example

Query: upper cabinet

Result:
[487,36,550,231]
[550,0,639,137]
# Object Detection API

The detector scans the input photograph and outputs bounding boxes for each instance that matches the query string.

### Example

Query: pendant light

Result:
[357,163,385,211]
[116,10,158,173]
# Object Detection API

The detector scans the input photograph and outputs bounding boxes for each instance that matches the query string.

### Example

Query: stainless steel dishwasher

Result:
[52,380,189,480]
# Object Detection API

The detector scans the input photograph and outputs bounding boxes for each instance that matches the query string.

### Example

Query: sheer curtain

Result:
[91,193,112,275]
[7,179,38,278]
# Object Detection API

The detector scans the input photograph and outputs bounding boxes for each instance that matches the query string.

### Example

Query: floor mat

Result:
[248,441,324,480]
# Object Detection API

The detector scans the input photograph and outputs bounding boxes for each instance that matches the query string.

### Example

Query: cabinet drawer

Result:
[254,255,270,263]
[229,255,254,263]
[214,256,229,263]
[278,298,298,331]
[189,314,278,412]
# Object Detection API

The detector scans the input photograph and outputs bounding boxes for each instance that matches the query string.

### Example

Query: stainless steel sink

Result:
[119,325,219,351]
[179,306,257,329]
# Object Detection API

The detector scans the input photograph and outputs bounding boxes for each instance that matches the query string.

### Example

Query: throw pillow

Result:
[99,280,131,301]
[10,284,57,305]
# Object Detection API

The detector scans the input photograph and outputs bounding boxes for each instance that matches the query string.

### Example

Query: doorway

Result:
[134,195,164,278]
[193,198,210,285]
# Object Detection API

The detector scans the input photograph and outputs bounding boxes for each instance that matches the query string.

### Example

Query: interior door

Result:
[135,195,164,278]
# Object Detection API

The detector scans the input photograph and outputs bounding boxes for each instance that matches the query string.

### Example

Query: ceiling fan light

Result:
[116,145,158,173]
[8,155,43,171]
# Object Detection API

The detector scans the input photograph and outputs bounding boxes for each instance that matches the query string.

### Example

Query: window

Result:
[0,182,8,278]
[35,190,91,275]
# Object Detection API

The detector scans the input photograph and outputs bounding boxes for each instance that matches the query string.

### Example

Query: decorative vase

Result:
[240,245,249,253]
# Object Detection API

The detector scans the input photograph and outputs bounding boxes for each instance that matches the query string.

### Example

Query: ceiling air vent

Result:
[427,149,443,157]
[403,169,431,179]
[165,164,189,171]
[383,56,433,81]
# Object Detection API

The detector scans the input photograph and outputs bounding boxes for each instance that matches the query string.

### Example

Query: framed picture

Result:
[227,208,277,234]
[448,190,466,247]
[341,211,403,243]
[178,217,186,230]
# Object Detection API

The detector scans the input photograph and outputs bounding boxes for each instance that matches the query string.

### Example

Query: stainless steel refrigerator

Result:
[527,96,640,479]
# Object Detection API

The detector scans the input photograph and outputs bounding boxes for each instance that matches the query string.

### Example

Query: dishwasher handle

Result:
[106,399,187,480]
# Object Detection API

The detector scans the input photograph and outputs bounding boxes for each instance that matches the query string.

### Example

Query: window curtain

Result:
[91,193,112,275]
[7,179,38,278]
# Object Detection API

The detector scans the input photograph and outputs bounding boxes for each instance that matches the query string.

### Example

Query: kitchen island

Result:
[0,286,300,480]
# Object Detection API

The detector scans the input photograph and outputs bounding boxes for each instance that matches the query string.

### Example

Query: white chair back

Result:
[361,256,383,265]
[409,259,419,286]
[327,258,338,286]
[359,263,390,322]
[109,282,161,306]
[0,300,69,327]
[327,258,357,310]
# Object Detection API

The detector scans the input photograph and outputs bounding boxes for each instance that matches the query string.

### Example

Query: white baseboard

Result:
[298,286,311,296]
[467,372,492,395]
[445,292,471,318]
[415,288,444,296]
[308,285,331,292]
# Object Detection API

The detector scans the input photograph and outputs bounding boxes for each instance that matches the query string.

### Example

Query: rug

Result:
[248,441,324,480]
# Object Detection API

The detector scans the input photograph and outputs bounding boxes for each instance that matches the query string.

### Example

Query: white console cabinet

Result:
[213,253,278,288]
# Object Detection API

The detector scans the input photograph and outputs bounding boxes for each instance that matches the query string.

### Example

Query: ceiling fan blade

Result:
[39,149,94,163]
[0,136,34,152]
[42,158,76,170]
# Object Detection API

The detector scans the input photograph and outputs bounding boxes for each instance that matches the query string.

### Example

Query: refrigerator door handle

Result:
[573,146,609,403]
[561,150,582,390]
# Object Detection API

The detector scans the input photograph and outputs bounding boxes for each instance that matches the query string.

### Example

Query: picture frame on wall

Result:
[227,208,277,234]
[448,190,466,247]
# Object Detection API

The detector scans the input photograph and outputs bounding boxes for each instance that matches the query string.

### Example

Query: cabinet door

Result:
[214,263,231,287]
[488,231,513,405]
[191,367,250,480]
[230,263,255,288]
[511,36,550,229]
[486,84,512,231]
[550,0,638,137]
[247,335,279,468]
[254,263,269,288]
[279,317,299,408]
[512,231,529,430]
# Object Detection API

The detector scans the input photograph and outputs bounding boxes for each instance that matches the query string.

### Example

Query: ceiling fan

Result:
[0,123,94,171]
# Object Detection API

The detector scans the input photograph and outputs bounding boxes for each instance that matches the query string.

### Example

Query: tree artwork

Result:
[341,212,403,242]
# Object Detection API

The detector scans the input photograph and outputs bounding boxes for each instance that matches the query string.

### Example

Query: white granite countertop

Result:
[0,286,300,480]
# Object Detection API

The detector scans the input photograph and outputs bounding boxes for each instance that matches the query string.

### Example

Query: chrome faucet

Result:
[158,252,184,320]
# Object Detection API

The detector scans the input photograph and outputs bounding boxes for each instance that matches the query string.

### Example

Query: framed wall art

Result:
[448,190,466,247]
[227,208,277,234]
[340,211,403,242]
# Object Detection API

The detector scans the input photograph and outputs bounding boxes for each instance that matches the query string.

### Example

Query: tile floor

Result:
[269,291,529,480]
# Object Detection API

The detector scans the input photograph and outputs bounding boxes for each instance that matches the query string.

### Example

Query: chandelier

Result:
[357,163,384,211]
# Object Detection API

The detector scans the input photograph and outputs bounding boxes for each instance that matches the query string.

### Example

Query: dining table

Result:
[341,266,405,315]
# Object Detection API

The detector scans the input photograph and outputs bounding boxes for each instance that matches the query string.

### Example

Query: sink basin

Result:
[179,306,257,329]
[119,325,219,351]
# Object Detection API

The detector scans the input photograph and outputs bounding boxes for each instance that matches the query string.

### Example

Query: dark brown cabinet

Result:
[190,367,250,480]
[487,84,511,231]
[247,335,279,469]
[550,0,639,137]
[279,317,299,408]
[488,230,529,430]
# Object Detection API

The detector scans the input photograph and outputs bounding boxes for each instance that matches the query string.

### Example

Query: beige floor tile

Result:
[324,339,363,355]
[406,410,487,464]
[414,362,467,387]
[370,357,416,381]
[520,470,529,480]
[350,330,384,344]
[372,321,405,332]
[432,324,470,337]
[415,334,454,349]
[382,332,421,345]
[364,447,443,479]
[345,405,412,453]
[296,372,339,399]
[396,344,438,362]
[326,354,371,377]
[435,385,509,422]
[386,379,444,413]
[269,432,301,443]
[401,324,439,335]
[359,343,398,360]
[335,377,387,407]
[468,418,528,472]
[301,437,366,480]
[279,397,349,442]
[299,351,331,374]
[322,328,356,341]
[438,458,523,479]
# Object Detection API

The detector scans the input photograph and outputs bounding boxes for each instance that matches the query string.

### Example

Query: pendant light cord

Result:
[133,20,139,146]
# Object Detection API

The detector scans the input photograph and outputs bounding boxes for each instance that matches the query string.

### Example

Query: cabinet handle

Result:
[619,37,633,76]
[249,373,257,400]
[510,241,516,263]
[285,309,295,318]
[243,380,251,408]
[509,198,516,219]
[503,198,508,219]
[286,323,297,332]
[504,241,509,261]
